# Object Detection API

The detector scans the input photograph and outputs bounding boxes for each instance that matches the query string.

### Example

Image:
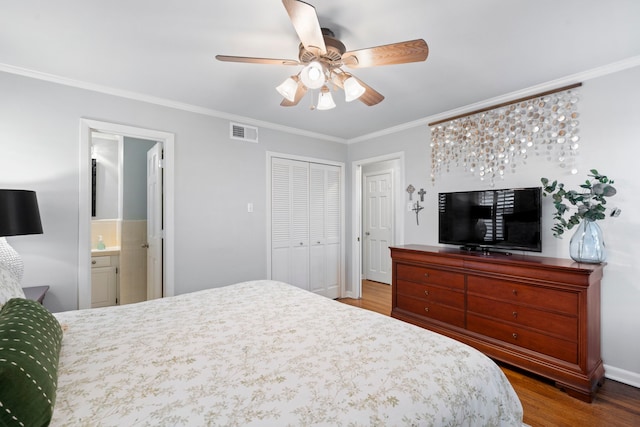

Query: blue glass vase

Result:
[569,219,606,263]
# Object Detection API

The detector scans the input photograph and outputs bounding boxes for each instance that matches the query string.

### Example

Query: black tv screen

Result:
[438,187,542,252]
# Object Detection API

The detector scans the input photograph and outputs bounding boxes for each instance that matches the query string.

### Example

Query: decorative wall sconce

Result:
[429,83,582,186]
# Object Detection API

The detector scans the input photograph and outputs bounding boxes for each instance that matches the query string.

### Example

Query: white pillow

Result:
[0,265,26,307]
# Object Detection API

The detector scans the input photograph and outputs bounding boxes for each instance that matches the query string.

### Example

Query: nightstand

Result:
[22,286,50,304]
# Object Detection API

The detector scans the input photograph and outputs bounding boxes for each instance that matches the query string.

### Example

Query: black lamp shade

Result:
[0,190,43,237]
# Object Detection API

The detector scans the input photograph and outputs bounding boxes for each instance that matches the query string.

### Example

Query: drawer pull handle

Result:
[424,273,430,278]
[424,307,429,313]
[424,290,429,296]
[512,289,518,296]
[512,311,518,318]
[91,260,97,265]
[512,333,518,339]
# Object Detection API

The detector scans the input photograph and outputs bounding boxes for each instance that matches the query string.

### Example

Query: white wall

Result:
[0,71,346,313]
[347,65,640,387]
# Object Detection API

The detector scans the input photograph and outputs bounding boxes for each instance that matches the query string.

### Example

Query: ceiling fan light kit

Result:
[216,0,429,110]
[343,76,366,102]
[300,61,326,89]
[276,76,299,102]
[316,85,336,110]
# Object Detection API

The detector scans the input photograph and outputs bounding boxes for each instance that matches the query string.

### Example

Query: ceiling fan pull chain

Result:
[309,91,316,110]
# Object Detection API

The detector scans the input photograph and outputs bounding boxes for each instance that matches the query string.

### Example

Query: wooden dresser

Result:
[390,244,605,402]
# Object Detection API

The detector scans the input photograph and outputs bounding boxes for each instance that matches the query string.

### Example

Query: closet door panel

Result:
[324,241,340,298]
[309,244,325,294]
[291,245,309,289]
[271,158,341,297]
[309,163,341,298]
[324,165,341,298]
[271,158,309,290]
[309,164,326,294]
[325,165,341,246]
[271,161,290,250]
[291,162,310,248]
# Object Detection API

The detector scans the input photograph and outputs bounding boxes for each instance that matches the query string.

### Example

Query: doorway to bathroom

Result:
[78,119,175,310]
[90,133,161,307]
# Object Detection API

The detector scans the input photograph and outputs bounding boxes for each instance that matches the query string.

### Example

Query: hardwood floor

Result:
[337,280,640,427]
[337,279,392,316]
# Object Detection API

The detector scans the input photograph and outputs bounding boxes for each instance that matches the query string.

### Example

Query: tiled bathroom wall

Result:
[91,219,121,249]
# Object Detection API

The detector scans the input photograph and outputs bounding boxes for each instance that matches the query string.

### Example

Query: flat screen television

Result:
[438,187,542,253]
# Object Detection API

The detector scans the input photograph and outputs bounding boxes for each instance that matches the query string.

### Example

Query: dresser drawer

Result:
[396,280,464,308]
[396,294,465,328]
[91,256,111,268]
[467,276,578,315]
[396,263,465,290]
[468,295,577,341]
[468,313,578,363]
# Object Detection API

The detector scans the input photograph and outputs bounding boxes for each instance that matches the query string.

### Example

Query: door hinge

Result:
[158,159,165,169]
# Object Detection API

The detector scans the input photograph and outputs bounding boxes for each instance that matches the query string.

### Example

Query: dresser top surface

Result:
[390,244,605,273]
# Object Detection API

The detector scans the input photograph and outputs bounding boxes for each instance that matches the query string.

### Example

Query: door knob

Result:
[141,243,149,248]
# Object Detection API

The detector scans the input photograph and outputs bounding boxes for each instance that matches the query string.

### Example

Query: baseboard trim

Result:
[604,364,640,389]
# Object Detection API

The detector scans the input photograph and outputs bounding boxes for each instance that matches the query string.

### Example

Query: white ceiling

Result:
[1,0,639,141]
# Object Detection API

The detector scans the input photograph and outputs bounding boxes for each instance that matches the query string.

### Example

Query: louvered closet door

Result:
[271,158,309,290]
[309,163,340,299]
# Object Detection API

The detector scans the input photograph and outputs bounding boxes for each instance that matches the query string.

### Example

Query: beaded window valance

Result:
[429,83,582,186]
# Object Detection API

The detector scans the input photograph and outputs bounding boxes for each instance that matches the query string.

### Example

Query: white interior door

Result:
[146,143,163,300]
[363,171,393,284]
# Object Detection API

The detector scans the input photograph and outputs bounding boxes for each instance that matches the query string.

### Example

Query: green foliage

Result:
[541,169,620,237]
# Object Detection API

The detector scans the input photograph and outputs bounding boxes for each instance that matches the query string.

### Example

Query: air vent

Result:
[230,122,258,143]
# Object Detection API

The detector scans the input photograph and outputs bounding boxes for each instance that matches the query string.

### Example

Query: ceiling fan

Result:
[216,0,429,110]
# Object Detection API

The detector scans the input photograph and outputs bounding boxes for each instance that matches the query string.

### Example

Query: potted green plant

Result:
[541,169,621,263]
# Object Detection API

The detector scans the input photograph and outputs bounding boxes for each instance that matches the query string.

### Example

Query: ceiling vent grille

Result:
[230,122,259,143]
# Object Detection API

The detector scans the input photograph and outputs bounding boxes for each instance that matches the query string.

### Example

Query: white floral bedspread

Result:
[52,280,523,426]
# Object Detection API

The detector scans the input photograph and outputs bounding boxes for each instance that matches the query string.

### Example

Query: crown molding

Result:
[0,63,347,144]
[346,55,640,144]
[2,56,639,146]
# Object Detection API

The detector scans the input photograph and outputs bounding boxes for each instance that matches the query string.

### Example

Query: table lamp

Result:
[0,189,43,282]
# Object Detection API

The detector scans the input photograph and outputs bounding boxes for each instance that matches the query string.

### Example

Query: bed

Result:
[2,279,524,426]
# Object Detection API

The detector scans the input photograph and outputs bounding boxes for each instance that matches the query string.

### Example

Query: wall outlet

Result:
[407,202,413,212]
[247,202,253,213]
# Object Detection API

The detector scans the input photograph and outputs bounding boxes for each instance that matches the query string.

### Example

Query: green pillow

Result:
[0,298,63,427]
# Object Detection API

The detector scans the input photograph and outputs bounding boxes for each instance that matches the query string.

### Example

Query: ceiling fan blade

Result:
[281,81,308,106]
[282,0,327,56]
[215,55,299,66]
[342,39,429,68]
